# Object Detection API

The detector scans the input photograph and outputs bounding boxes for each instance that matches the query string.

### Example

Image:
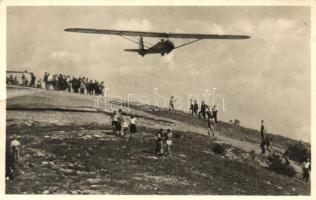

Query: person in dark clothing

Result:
[72,77,79,93]
[6,142,15,180]
[265,136,273,153]
[193,100,199,117]
[212,105,218,123]
[29,73,36,88]
[260,139,266,156]
[260,136,273,156]
[43,72,48,89]
[198,101,207,119]
[260,120,265,141]
[21,73,26,86]
[189,99,194,115]
[206,106,213,119]
[155,129,164,154]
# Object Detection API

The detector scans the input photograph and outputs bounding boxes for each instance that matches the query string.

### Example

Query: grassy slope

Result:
[5,86,310,195]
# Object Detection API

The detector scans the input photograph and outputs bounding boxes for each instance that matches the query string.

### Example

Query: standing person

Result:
[121,117,129,137]
[13,76,19,85]
[169,96,175,111]
[88,80,93,95]
[21,73,26,86]
[29,72,36,87]
[36,79,42,88]
[155,129,164,155]
[129,115,137,139]
[85,79,90,95]
[189,99,194,115]
[165,129,173,155]
[47,73,53,90]
[260,120,265,141]
[302,158,311,182]
[117,115,123,137]
[111,111,119,135]
[10,136,21,164]
[66,76,71,92]
[208,117,215,138]
[43,72,48,89]
[198,101,207,119]
[80,79,85,94]
[206,106,213,119]
[193,100,199,117]
[212,105,218,123]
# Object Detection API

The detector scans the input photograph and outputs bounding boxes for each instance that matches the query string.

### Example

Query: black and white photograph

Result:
[2,0,313,196]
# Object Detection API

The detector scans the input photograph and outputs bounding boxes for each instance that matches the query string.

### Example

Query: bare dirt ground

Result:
[6,86,310,195]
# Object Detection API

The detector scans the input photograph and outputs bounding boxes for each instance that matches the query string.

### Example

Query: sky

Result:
[6,6,311,142]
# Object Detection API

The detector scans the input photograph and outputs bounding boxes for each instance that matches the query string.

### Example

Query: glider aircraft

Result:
[64,28,250,57]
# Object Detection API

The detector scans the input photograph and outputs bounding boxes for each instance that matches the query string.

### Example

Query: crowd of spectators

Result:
[7,72,105,96]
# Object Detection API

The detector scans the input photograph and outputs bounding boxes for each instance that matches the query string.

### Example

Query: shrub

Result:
[267,154,296,177]
[287,141,310,163]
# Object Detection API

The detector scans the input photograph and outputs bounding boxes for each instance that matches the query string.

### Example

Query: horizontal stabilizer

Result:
[124,49,143,52]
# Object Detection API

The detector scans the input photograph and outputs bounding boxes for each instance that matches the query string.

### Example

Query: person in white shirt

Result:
[169,96,175,111]
[129,115,137,139]
[111,111,119,135]
[302,158,311,182]
[208,117,215,138]
[122,117,129,137]
[10,137,21,164]
[165,129,173,155]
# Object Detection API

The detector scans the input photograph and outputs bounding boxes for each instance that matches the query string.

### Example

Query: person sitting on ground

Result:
[265,136,273,154]
[302,157,311,182]
[282,150,290,166]
[260,136,273,156]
